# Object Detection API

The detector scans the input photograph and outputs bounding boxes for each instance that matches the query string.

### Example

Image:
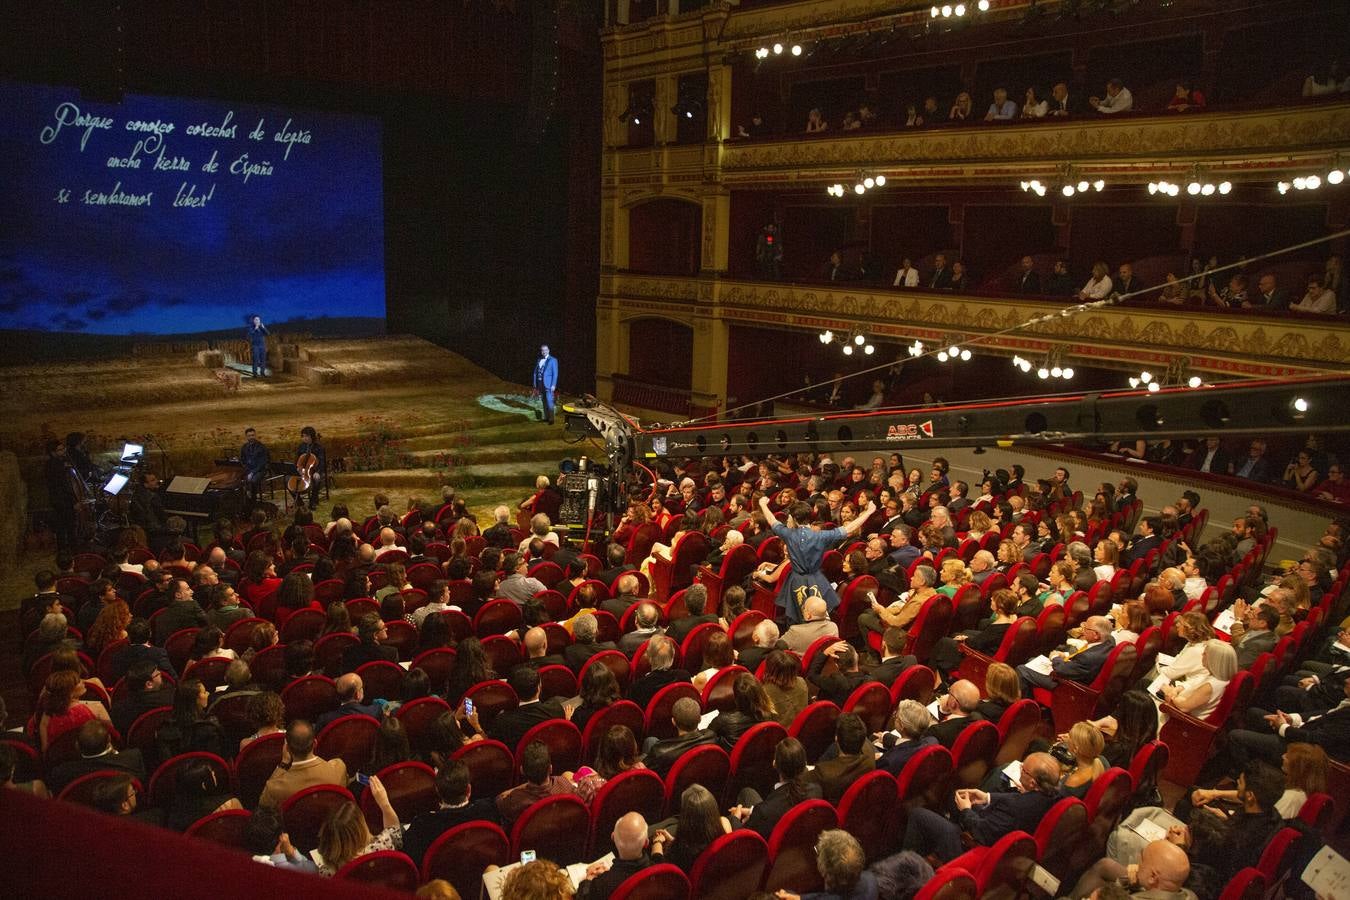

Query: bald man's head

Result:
[335,673,363,703]
[523,626,548,658]
[803,597,828,621]
[612,812,648,859]
[1019,752,1062,794]
[1138,840,1190,892]
[949,680,980,713]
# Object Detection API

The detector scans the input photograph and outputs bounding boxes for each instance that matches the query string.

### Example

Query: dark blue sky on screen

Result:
[0,81,385,335]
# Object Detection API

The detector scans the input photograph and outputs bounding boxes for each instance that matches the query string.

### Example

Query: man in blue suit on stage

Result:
[532,344,559,425]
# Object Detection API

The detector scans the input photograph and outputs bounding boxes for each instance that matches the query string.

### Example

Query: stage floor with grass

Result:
[0,335,601,609]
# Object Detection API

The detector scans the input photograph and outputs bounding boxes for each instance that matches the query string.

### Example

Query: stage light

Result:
[948,345,960,356]
[854,334,866,346]
[1012,356,1024,368]
[1147,381,1160,393]
[1200,183,1214,196]
[1293,177,1307,190]
[1037,367,1050,379]
[1077,180,1089,193]
[1051,366,1062,377]
[960,349,972,361]
[820,330,834,344]
[955,3,966,15]
[1020,360,1032,372]
[755,47,768,59]
[874,175,886,186]
[1062,185,1075,197]
[842,345,853,355]
[1187,182,1201,195]
[773,42,783,55]
[791,44,803,56]
[979,0,990,9]
[1139,371,1152,383]
[931,5,940,16]
[1293,397,1309,413]
[1278,182,1290,194]
[864,344,875,355]
[1330,170,1346,185]
[1187,375,1202,388]
[864,176,875,189]
[1307,175,1322,190]
[854,183,865,195]
[1062,367,1074,379]
[1218,181,1232,194]
[1167,184,1180,196]
[1128,377,1140,388]
[909,341,925,357]
[1093,180,1105,192]
[1147,182,1158,195]
[1021,181,1030,192]
[937,351,949,362]
[941,5,952,16]
[1035,184,1047,196]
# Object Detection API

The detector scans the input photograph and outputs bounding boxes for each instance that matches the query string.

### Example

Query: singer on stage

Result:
[246,315,269,377]
[532,343,559,425]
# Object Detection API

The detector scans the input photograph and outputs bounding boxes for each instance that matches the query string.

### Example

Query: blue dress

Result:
[771,521,847,624]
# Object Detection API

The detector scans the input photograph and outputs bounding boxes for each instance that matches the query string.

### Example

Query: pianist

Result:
[129,471,172,550]
[241,427,271,505]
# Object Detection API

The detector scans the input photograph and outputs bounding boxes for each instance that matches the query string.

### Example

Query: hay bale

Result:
[196,350,225,367]
[302,365,343,385]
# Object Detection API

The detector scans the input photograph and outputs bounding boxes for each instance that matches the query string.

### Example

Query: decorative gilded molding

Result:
[600,274,1350,374]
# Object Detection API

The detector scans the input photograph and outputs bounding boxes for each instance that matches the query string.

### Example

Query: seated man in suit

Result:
[782,596,840,653]
[928,679,984,748]
[596,544,636,590]
[495,739,577,826]
[642,697,717,777]
[1017,615,1115,694]
[46,720,147,797]
[111,659,177,736]
[901,751,1061,862]
[340,613,399,674]
[1231,606,1280,669]
[563,613,618,674]
[877,700,938,775]
[1230,674,1350,765]
[887,525,923,571]
[871,628,918,688]
[576,812,652,900]
[487,665,567,752]
[665,584,719,648]
[617,602,663,657]
[858,565,938,645]
[625,636,691,710]
[1122,517,1163,570]
[401,760,501,867]
[258,720,348,807]
[599,572,640,621]
[807,641,876,707]
[519,626,567,672]
[313,673,383,732]
[153,578,207,644]
[806,713,875,803]
[111,617,176,681]
[736,618,783,674]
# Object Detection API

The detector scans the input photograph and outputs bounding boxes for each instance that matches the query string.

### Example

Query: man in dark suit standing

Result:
[532,344,560,425]
[1017,616,1115,693]
[1013,256,1042,294]
[626,637,692,710]
[487,666,567,753]
[902,751,1062,862]
[46,720,147,797]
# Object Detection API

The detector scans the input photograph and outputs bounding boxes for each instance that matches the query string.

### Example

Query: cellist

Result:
[292,426,326,509]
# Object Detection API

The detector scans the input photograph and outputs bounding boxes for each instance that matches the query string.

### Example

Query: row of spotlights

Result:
[1279,170,1347,193]
[1126,371,1204,392]
[819,330,874,355]
[843,343,875,356]
[1019,179,1105,197]
[827,174,886,197]
[937,344,972,362]
[931,0,991,16]
[1011,356,1074,379]
[755,42,802,59]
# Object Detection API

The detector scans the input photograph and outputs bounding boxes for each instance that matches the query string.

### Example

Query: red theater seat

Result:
[422,821,511,897]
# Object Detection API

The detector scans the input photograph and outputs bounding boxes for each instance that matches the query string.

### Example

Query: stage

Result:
[0,334,581,609]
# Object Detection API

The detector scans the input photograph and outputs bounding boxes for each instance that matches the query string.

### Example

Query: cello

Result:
[287,451,319,505]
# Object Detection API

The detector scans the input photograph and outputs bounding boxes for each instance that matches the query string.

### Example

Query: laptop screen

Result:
[104,472,129,496]
[120,442,144,462]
